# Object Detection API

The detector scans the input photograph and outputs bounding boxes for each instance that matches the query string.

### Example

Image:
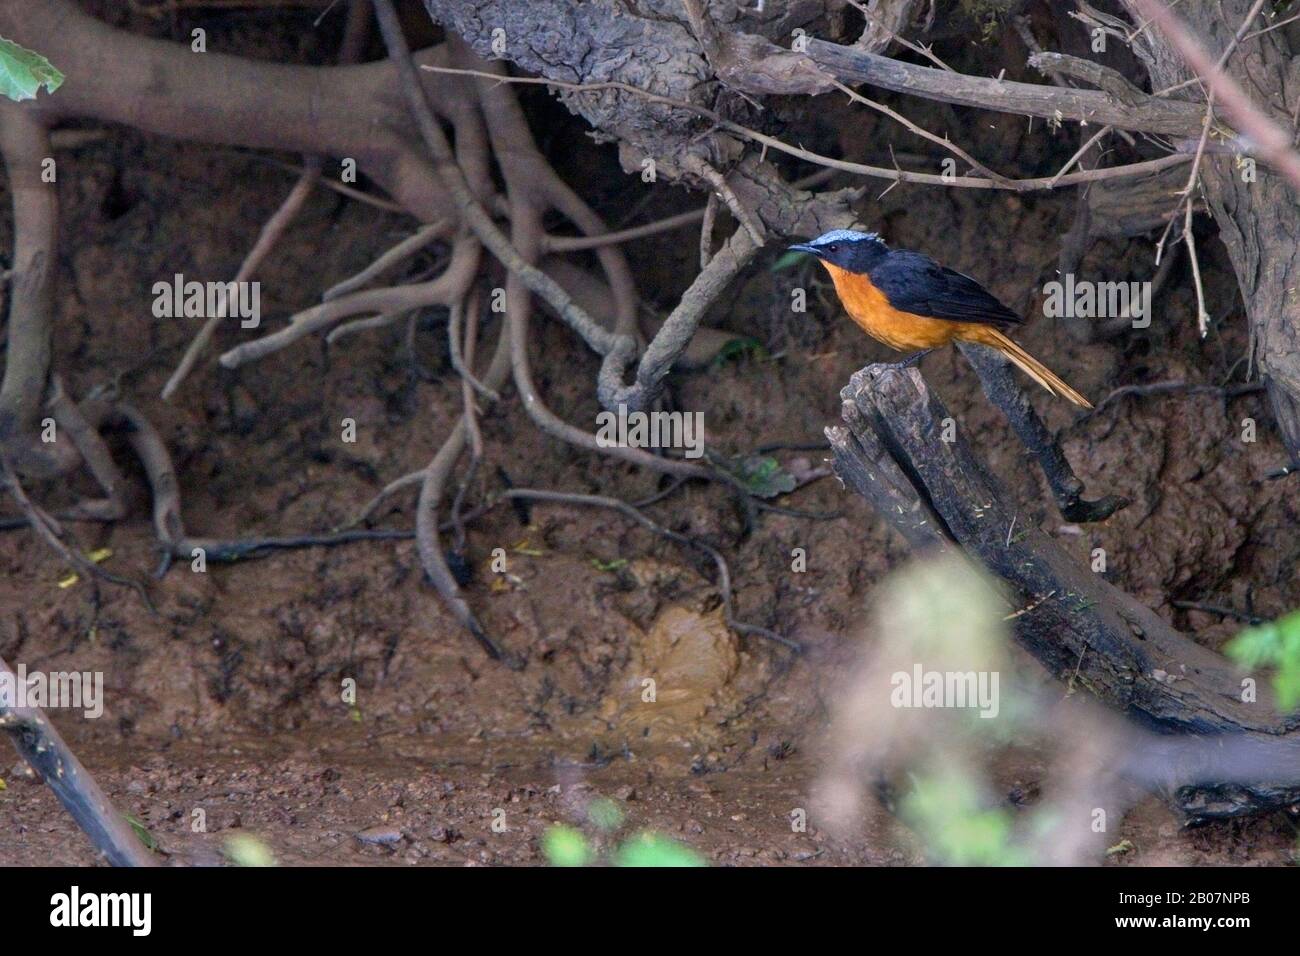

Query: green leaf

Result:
[1224,623,1281,669]
[124,814,158,852]
[716,453,797,499]
[590,557,628,573]
[0,36,64,102]
[541,825,591,867]
[614,831,706,867]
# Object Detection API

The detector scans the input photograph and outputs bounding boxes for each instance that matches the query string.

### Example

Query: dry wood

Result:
[829,363,1300,819]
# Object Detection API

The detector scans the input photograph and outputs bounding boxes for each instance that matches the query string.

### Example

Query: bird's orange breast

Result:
[821,262,961,352]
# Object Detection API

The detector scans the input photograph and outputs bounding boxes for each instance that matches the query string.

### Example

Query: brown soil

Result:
[1,7,1297,867]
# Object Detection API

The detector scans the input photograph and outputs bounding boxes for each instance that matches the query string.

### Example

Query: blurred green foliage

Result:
[1225,609,1300,711]
[224,833,277,867]
[613,832,707,867]
[540,797,705,867]
[541,825,591,867]
[901,767,1030,866]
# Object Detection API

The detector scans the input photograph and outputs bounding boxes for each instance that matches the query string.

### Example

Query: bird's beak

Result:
[788,242,820,257]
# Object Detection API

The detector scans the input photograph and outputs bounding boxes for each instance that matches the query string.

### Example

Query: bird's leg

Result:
[878,348,934,371]
[956,341,1128,523]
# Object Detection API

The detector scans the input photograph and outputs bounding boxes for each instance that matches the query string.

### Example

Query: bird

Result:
[789,229,1092,408]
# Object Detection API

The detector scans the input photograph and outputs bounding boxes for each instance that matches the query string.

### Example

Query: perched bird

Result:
[789,229,1092,408]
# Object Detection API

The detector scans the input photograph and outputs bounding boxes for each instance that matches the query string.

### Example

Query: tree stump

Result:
[828,363,1300,819]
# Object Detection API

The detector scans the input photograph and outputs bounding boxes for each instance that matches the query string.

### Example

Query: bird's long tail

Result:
[961,326,1092,409]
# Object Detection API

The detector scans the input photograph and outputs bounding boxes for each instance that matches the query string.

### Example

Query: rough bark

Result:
[830,363,1300,819]
[1118,0,1300,465]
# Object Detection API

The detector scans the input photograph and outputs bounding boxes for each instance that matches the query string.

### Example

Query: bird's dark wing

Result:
[867,250,1021,328]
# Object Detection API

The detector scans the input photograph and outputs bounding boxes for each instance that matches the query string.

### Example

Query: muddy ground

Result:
[1,6,1297,866]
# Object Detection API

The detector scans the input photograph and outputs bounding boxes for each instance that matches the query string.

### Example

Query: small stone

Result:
[355,826,404,846]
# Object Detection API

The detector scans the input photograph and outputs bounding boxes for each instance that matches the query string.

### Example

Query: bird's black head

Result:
[788,230,888,273]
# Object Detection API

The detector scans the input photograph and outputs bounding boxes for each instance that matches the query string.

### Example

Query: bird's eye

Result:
[826,244,839,253]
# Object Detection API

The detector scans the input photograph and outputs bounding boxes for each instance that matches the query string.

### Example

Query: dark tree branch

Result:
[0,656,156,866]
[828,363,1300,820]
[805,38,1206,136]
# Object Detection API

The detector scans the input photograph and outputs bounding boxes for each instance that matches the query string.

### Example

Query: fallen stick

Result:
[0,656,156,866]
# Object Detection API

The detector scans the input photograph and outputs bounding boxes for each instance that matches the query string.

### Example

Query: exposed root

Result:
[0,104,66,478]
[218,237,482,367]
[323,220,452,302]
[162,156,324,399]
[0,453,154,612]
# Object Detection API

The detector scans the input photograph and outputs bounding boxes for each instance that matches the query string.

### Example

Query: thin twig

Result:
[1089,379,1264,415]
[844,0,953,70]
[1048,125,1115,187]
[0,455,154,611]
[422,66,1194,193]
[829,78,1012,183]
[685,155,765,245]
[1183,199,1210,336]
[1129,0,1300,191]
[699,192,718,269]
[543,169,836,253]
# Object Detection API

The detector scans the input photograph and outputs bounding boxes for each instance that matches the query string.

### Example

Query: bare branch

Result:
[1128,0,1300,191]
[804,37,1206,136]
